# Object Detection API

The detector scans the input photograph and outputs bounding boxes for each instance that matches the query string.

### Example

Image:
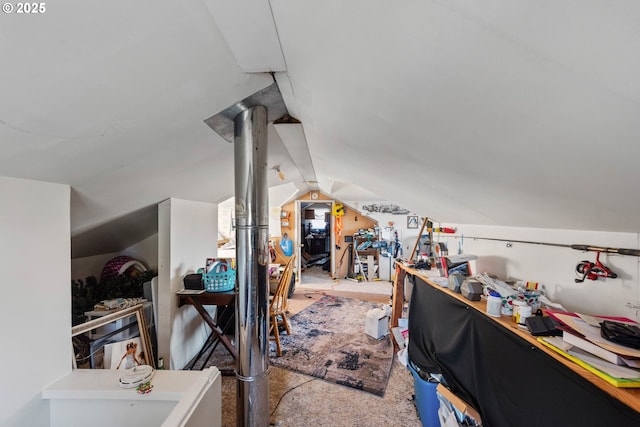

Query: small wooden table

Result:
[177,291,237,370]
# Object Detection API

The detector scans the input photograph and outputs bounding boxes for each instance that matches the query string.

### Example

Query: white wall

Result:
[0,177,71,427]
[71,233,159,281]
[158,199,218,370]
[360,209,640,320]
[433,223,640,321]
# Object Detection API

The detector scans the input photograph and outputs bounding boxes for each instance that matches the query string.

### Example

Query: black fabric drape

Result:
[408,276,640,427]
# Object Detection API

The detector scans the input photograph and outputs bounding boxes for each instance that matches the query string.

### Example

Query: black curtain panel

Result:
[408,276,640,427]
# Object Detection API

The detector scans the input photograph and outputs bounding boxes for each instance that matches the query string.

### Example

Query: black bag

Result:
[525,316,562,337]
[600,320,640,349]
[183,273,204,290]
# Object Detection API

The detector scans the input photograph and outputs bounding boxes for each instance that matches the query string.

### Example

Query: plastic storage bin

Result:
[408,359,440,427]
[201,261,235,292]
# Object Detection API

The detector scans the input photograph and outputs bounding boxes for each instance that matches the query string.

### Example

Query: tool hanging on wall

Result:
[575,252,618,283]
[426,227,456,234]
[458,236,640,257]
[332,202,345,244]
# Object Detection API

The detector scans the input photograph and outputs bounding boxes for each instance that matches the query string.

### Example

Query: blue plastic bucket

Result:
[408,360,440,427]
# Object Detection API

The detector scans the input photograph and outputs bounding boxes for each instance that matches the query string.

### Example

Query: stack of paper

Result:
[538,311,640,387]
[562,331,625,365]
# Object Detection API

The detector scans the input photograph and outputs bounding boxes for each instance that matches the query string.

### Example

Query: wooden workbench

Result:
[392,260,640,419]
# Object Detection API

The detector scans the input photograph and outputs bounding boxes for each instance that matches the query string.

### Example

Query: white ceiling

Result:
[2,1,640,258]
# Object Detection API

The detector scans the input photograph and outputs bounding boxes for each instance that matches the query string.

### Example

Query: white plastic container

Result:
[512,301,528,323]
[486,295,502,317]
[516,305,532,325]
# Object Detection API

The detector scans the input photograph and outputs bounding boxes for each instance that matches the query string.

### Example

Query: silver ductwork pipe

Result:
[234,105,270,426]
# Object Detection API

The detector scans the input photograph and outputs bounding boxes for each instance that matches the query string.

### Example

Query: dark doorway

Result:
[300,202,332,274]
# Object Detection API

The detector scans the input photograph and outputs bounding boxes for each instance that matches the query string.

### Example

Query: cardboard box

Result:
[365,308,390,339]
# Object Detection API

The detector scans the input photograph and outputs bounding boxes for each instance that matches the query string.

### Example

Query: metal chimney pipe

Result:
[234,105,270,426]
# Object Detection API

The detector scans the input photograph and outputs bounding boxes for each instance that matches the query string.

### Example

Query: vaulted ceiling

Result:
[2,1,639,258]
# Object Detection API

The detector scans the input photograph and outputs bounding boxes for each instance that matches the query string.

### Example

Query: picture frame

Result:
[71,304,154,370]
[407,215,419,229]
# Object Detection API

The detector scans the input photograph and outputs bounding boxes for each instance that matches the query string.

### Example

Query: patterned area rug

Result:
[269,295,394,396]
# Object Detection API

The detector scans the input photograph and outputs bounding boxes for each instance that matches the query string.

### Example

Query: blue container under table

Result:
[408,359,440,427]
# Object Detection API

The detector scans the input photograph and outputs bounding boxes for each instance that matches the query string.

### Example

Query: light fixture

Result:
[273,165,285,181]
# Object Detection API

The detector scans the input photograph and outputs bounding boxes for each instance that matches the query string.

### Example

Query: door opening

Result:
[296,200,334,283]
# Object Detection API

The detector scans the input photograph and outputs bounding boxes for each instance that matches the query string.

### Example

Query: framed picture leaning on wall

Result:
[71,304,154,369]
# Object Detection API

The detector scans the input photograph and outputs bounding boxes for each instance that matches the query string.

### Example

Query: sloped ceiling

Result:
[2,1,640,258]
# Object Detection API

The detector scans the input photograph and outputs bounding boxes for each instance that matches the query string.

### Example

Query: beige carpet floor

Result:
[213,266,422,426]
